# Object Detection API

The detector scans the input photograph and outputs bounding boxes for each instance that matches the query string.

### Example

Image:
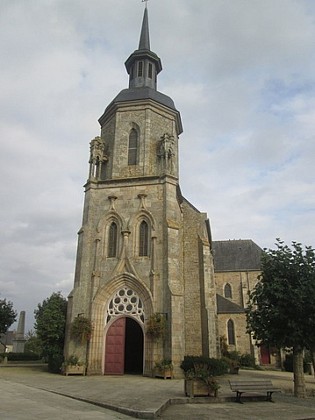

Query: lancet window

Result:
[138,61,143,77]
[224,283,232,299]
[139,220,149,256]
[148,63,153,79]
[227,319,236,345]
[108,222,118,258]
[128,129,138,165]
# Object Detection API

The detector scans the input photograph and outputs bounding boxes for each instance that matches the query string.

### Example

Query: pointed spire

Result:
[138,7,150,50]
[125,7,162,90]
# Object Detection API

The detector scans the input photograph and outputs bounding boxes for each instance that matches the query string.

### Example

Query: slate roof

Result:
[99,6,183,134]
[213,239,263,272]
[216,294,245,314]
[110,87,177,111]
[138,6,150,51]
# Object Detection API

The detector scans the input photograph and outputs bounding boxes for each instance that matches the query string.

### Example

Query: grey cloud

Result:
[1,0,315,331]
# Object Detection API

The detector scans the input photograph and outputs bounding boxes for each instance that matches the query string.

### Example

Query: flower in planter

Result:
[70,316,92,344]
[181,355,227,397]
[64,355,83,366]
[146,313,166,339]
[154,359,173,371]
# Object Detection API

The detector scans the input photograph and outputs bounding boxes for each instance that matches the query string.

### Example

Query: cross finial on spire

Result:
[142,0,149,8]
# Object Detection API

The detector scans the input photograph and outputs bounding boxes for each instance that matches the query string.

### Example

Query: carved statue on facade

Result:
[89,136,108,180]
[158,133,175,174]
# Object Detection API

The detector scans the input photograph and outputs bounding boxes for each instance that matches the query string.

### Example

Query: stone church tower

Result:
[65,7,218,376]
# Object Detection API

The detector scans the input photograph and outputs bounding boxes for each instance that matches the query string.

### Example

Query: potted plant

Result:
[222,351,240,374]
[181,356,227,397]
[146,313,166,340]
[154,359,174,379]
[220,337,240,374]
[70,316,92,344]
[62,354,86,376]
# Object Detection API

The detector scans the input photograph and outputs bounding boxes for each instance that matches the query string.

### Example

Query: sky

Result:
[1,0,315,332]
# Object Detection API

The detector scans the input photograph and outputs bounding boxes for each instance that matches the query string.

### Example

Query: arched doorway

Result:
[104,317,144,375]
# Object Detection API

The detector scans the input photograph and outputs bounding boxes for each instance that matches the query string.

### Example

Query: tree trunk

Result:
[312,350,315,378]
[293,346,306,398]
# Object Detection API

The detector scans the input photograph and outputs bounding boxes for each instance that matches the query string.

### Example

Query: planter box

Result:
[154,368,174,379]
[64,365,86,376]
[229,366,240,374]
[184,379,218,397]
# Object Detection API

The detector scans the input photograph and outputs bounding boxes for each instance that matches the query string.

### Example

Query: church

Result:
[64,6,265,376]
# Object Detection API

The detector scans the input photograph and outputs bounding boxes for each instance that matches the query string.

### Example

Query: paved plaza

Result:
[0,365,315,419]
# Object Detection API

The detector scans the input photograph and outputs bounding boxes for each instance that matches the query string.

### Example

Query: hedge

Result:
[0,352,41,361]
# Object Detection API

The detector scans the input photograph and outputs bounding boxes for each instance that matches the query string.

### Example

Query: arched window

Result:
[139,220,149,256]
[128,129,138,165]
[108,222,118,257]
[227,319,236,345]
[224,283,232,299]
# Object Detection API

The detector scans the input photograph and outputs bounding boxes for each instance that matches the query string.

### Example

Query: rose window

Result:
[106,287,144,323]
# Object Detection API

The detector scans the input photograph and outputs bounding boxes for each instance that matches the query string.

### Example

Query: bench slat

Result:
[229,380,281,403]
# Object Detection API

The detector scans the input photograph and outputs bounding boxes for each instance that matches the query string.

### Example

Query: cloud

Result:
[1,0,315,331]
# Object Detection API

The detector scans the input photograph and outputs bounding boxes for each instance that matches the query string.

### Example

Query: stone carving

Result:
[158,133,175,174]
[89,136,108,180]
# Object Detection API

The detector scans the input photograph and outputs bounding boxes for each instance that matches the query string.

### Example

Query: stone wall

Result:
[217,312,251,355]
[182,199,217,358]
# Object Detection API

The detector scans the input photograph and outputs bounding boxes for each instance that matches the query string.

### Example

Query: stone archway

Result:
[88,276,153,375]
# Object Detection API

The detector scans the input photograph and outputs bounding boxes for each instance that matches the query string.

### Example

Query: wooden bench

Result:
[229,380,281,403]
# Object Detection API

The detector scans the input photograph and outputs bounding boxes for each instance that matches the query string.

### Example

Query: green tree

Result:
[34,292,67,373]
[246,239,315,398]
[0,299,17,350]
[24,330,43,356]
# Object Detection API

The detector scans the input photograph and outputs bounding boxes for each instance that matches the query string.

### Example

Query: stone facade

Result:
[64,9,271,376]
[213,240,264,361]
[64,8,217,377]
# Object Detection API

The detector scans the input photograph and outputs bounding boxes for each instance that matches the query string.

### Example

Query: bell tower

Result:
[90,6,182,183]
[65,5,217,376]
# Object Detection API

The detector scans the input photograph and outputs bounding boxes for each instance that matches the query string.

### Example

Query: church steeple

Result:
[125,7,162,90]
[138,6,150,50]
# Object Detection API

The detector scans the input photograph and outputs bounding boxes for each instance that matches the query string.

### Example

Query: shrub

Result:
[180,355,228,377]
[1,352,41,361]
[239,353,256,367]
[48,352,64,373]
[154,359,173,370]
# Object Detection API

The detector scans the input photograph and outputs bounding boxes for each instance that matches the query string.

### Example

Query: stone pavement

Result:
[0,365,315,419]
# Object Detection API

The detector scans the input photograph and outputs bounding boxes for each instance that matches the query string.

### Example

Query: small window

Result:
[108,222,118,257]
[139,220,149,256]
[148,63,153,79]
[138,61,143,77]
[227,319,235,345]
[224,283,232,299]
[128,129,138,165]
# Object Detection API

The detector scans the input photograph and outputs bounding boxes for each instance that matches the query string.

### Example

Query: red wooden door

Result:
[105,317,126,374]
[260,345,271,365]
